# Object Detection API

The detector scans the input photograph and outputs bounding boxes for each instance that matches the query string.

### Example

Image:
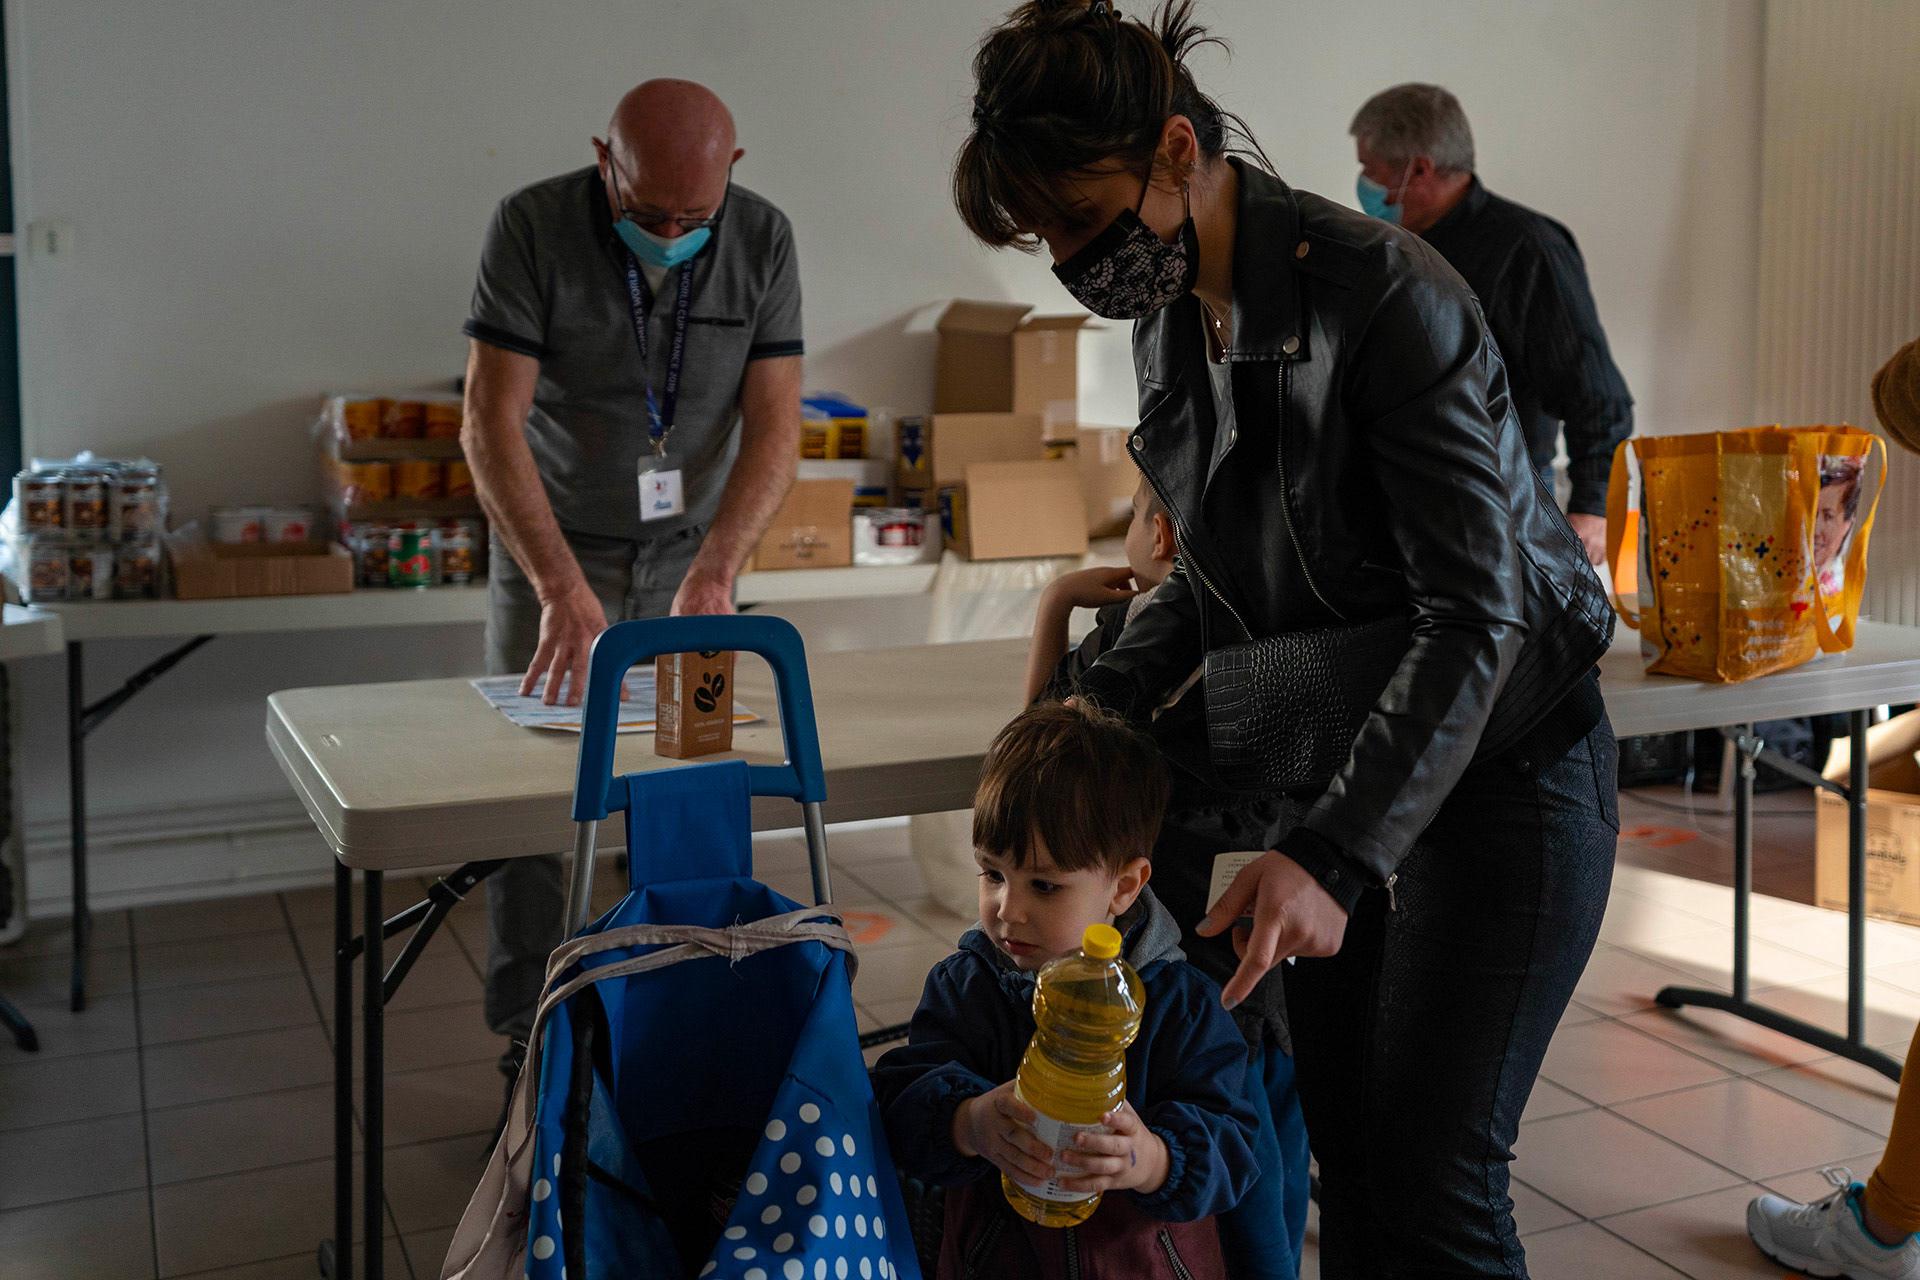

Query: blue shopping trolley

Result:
[442,616,922,1280]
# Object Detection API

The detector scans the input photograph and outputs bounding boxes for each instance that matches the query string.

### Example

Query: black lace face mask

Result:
[1051,171,1198,319]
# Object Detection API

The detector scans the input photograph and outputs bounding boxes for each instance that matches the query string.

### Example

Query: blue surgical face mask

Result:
[1356,161,1414,224]
[603,147,724,269]
[615,219,711,270]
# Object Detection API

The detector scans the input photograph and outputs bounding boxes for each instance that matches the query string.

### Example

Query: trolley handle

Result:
[570,615,827,823]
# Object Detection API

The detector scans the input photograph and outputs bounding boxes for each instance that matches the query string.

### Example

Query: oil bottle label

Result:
[1015,1109,1106,1203]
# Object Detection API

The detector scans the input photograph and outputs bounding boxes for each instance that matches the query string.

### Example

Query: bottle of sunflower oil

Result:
[1002,922,1145,1227]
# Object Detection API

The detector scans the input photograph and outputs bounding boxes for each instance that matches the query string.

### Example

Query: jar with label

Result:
[69,544,115,600]
[115,468,164,539]
[114,538,161,599]
[65,469,111,536]
[15,470,65,533]
[339,397,386,442]
[438,523,475,585]
[26,536,69,603]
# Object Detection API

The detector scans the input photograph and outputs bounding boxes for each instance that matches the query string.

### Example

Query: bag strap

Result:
[499,907,854,1167]
[1605,440,1641,629]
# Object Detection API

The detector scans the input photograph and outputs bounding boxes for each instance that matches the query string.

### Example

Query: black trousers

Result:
[1287,710,1619,1278]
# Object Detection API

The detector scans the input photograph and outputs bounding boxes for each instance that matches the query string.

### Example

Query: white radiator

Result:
[1752,0,1920,626]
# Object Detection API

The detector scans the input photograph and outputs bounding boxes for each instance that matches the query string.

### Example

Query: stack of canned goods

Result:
[12,459,168,602]
[341,516,485,589]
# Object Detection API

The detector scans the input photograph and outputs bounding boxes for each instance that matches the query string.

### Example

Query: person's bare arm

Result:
[462,338,603,704]
[670,353,802,616]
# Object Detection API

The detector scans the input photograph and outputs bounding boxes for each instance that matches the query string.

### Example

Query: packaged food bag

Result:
[1605,426,1886,682]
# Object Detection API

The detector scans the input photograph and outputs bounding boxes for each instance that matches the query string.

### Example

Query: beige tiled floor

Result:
[0,792,1912,1278]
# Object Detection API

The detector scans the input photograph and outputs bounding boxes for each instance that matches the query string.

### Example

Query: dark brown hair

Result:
[972,700,1170,873]
[956,0,1270,250]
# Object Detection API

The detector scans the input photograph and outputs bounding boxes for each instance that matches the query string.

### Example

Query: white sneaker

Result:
[1748,1167,1920,1279]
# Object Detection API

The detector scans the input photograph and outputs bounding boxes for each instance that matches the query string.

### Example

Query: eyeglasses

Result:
[604,149,728,234]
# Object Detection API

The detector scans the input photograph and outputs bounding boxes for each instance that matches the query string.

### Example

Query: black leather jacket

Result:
[1076,162,1614,895]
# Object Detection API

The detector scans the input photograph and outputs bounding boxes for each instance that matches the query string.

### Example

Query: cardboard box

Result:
[169,540,355,599]
[940,460,1090,561]
[1816,711,1920,925]
[933,300,1098,437]
[893,412,1047,510]
[754,478,854,570]
[1071,426,1140,538]
[654,649,736,759]
[934,301,1030,413]
[798,458,891,508]
[1013,315,1096,439]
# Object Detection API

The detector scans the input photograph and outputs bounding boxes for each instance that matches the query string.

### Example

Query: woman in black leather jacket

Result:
[957,4,1620,1276]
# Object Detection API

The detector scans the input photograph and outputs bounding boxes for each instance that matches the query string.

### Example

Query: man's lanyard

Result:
[621,253,695,456]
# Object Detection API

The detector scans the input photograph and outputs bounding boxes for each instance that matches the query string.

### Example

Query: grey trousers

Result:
[481,524,705,1039]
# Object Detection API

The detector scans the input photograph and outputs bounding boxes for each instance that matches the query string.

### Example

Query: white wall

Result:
[4,0,1766,908]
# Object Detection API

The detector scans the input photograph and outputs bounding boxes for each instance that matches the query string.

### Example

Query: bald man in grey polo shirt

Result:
[461,79,802,1056]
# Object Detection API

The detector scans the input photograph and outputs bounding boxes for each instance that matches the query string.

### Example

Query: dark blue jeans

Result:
[1286,711,1619,1278]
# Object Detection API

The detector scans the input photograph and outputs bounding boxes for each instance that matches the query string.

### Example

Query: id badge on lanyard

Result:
[625,255,694,523]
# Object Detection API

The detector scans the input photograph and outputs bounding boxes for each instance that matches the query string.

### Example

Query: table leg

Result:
[333,860,354,1280]
[1848,709,1869,1045]
[1732,722,1753,1002]
[67,641,89,1013]
[363,870,384,1280]
[1656,716,1901,1082]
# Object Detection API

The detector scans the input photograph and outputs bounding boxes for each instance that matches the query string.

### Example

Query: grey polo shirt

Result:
[463,166,803,542]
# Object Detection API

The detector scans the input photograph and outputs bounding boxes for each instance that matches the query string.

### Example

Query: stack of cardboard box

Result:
[748,298,1143,570]
[919,300,1137,560]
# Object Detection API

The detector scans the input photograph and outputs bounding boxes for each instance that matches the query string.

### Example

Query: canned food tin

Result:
[338,462,393,505]
[340,397,386,442]
[346,522,391,587]
[114,538,160,599]
[115,470,163,538]
[26,536,68,603]
[15,471,65,532]
[264,507,318,543]
[443,459,475,498]
[65,470,111,534]
[69,544,114,600]
[438,525,475,585]
[210,505,267,544]
[382,400,427,440]
[393,460,444,501]
[423,400,463,439]
[387,526,437,589]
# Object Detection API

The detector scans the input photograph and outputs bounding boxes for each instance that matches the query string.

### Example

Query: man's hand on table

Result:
[670,567,736,618]
[522,583,608,706]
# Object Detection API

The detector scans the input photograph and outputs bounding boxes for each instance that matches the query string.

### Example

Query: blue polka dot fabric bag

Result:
[441,755,922,1280]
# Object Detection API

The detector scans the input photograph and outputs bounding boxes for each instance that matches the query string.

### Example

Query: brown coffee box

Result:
[654,649,737,759]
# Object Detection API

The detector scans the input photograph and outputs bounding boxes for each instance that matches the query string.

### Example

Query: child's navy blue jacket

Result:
[872,888,1259,1223]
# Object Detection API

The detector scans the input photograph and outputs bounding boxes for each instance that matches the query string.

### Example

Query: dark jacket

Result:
[1076,161,1614,900]
[1420,177,1634,516]
[872,889,1259,1263]
[1047,598,1294,1054]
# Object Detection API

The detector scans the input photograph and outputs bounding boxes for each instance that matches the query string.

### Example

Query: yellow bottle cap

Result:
[1082,923,1122,960]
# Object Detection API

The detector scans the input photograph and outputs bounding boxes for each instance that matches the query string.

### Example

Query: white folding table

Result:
[267,622,1920,1280]
[38,562,943,1014]
[0,605,66,1052]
